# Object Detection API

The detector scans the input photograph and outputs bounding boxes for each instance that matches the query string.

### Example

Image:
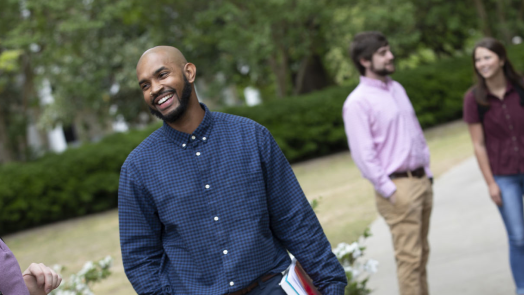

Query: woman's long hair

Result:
[471,37,524,105]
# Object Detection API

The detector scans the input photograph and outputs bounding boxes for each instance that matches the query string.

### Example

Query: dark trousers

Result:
[247,274,286,295]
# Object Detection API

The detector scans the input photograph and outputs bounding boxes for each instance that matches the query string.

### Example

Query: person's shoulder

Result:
[390,79,407,91]
[343,85,369,111]
[212,111,267,132]
[212,111,273,145]
[123,127,165,168]
[463,86,477,102]
[462,85,481,124]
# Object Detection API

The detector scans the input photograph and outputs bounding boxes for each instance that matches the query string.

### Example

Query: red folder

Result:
[295,261,322,295]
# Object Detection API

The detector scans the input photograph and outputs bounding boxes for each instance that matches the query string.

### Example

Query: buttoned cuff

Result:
[424,166,433,179]
[378,180,397,198]
[319,283,346,295]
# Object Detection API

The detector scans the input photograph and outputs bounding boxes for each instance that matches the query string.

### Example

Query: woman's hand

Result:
[488,182,502,206]
[22,263,62,295]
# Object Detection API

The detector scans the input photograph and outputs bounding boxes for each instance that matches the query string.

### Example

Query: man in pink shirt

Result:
[342,31,433,295]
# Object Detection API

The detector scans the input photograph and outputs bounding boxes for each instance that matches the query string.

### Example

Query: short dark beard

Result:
[370,62,394,76]
[149,74,192,123]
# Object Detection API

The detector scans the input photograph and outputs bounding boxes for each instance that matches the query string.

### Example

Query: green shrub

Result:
[225,44,522,161]
[0,126,157,234]
[223,85,354,163]
[1,44,522,234]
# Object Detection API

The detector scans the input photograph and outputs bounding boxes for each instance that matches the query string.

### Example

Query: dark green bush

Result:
[1,44,522,234]
[225,44,522,161]
[0,126,157,234]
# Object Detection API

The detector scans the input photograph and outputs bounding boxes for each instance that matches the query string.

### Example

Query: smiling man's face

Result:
[136,51,192,123]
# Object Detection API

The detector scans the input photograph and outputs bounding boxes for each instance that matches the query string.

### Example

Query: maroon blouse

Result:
[463,83,524,175]
[0,239,30,295]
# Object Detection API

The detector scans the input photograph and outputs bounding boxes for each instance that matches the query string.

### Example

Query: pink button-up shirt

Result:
[342,76,432,198]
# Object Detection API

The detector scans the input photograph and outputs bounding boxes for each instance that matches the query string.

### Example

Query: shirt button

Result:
[191,135,196,140]
[230,282,234,286]
[196,152,201,156]
[203,137,207,141]
[509,125,513,130]
[205,184,210,189]
[513,136,517,141]
[182,144,186,147]
[516,147,519,151]
[223,250,228,255]
[214,216,219,221]
[506,115,510,119]
[502,104,506,108]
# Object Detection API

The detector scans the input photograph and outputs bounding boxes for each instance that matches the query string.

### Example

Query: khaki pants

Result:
[375,176,433,295]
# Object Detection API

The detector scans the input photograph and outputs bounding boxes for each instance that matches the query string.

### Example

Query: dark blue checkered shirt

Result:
[119,104,346,295]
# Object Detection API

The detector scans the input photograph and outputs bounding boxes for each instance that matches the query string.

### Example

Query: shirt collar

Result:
[359,75,393,90]
[486,81,515,98]
[161,103,214,146]
[505,81,515,95]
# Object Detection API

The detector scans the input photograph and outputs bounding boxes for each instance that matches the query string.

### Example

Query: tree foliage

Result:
[0,0,522,163]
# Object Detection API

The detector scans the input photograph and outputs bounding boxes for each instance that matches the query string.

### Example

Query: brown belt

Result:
[229,273,278,295]
[389,167,425,179]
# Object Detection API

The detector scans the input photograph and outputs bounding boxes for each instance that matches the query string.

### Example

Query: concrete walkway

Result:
[363,157,515,295]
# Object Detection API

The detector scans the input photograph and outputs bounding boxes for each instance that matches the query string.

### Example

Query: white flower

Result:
[78,261,94,276]
[364,259,379,274]
[351,264,361,279]
[52,264,64,273]
[350,242,362,259]
[333,242,362,259]
[99,256,113,269]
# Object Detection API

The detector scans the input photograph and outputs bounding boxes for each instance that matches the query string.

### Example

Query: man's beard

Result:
[370,62,395,76]
[149,74,192,123]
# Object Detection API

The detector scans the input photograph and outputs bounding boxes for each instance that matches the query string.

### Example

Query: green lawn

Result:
[4,120,474,295]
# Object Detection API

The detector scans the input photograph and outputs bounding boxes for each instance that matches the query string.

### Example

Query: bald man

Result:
[118,46,347,295]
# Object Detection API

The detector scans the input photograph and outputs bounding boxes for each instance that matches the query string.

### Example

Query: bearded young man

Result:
[118,46,346,295]
[342,32,434,295]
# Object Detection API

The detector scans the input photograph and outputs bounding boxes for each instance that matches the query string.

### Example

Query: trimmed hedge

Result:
[0,128,155,234]
[225,43,523,161]
[1,44,523,234]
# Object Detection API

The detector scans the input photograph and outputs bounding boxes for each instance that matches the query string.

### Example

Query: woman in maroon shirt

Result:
[0,238,61,295]
[463,37,524,295]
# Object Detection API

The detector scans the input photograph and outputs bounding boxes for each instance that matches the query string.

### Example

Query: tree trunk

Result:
[519,0,524,24]
[293,55,311,96]
[0,107,14,163]
[293,54,331,95]
[268,53,289,98]
[495,0,512,43]
[270,23,290,98]
[18,53,35,161]
[472,0,492,37]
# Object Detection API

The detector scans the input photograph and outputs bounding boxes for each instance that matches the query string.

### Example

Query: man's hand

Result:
[388,192,397,204]
[488,182,502,207]
[22,263,62,295]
